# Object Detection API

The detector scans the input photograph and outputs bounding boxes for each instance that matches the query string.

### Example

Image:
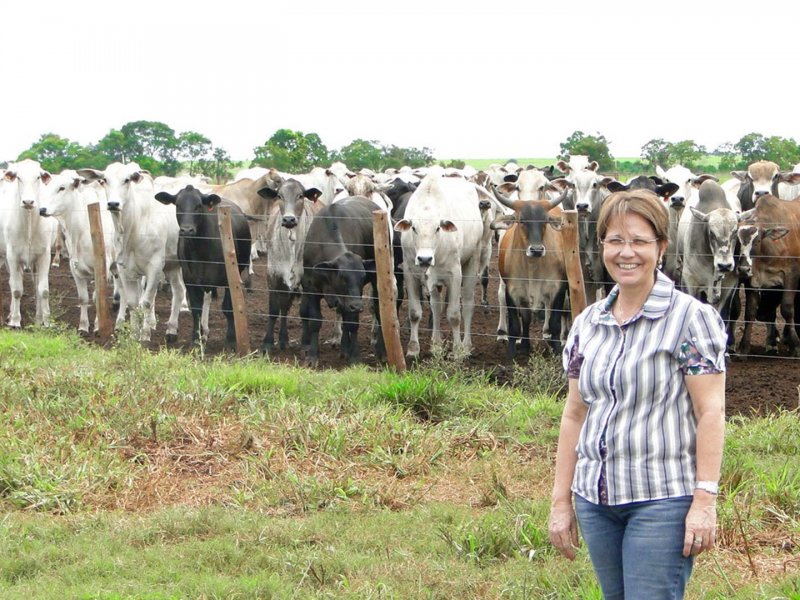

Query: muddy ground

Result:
[12,256,799,418]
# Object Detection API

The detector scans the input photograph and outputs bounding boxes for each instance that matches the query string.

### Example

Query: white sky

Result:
[2,0,798,163]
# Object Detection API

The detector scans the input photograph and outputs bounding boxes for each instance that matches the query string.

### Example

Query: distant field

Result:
[450,156,724,172]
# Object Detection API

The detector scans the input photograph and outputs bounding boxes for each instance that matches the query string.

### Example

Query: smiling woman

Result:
[549,189,728,600]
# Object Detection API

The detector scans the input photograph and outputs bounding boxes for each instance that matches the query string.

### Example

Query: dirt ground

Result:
[13,256,800,418]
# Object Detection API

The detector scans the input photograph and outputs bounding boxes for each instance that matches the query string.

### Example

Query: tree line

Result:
[6,121,800,180]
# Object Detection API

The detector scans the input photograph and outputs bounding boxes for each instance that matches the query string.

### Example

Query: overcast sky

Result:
[3,0,798,164]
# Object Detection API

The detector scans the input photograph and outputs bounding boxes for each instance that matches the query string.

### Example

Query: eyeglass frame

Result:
[600,236,660,249]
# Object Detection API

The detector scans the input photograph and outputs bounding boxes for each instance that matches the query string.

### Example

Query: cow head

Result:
[394,215,457,268]
[80,162,151,215]
[4,159,51,210]
[258,178,320,230]
[732,161,781,208]
[155,185,222,237]
[689,206,739,276]
[312,251,375,313]
[38,171,83,218]
[556,156,602,212]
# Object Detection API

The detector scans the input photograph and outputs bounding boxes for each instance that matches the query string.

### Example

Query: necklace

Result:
[613,301,642,323]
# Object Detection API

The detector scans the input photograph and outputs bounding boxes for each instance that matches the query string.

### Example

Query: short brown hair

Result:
[597,190,669,242]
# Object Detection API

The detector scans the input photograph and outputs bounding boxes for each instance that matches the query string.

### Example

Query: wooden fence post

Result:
[561,210,587,319]
[217,206,250,356]
[87,202,112,339]
[372,210,406,373]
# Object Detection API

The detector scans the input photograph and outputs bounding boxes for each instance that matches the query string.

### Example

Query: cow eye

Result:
[58,186,66,192]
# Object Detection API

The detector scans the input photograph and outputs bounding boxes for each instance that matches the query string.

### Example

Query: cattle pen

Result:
[3,205,798,418]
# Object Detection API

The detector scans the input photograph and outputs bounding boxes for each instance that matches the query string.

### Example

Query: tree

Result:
[252,129,330,172]
[335,139,384,171]
[197,146,233,184]
[735,133,767,165]
[669,140,707,169]
[95,129,130,164]
[383,144,434,169]
[17,133,88,172]
[559,131,615,171]
[761,136,800,168]
[640,138,672,169]
[178,131,212,175]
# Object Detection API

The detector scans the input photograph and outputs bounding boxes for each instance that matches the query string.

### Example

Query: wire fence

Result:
[2,206,798,363]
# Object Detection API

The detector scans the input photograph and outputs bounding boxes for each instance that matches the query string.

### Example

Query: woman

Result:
[548,189,726,599]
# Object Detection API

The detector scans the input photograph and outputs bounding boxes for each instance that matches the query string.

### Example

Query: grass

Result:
[0,328,797,598]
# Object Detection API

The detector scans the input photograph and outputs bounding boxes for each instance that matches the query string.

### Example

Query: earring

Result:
[657,255,664,270]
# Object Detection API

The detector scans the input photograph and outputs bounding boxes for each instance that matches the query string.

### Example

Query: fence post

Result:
[372,210,406,373]
[87,202,112,339]
[561,209,587,319]
[217,206,250,356]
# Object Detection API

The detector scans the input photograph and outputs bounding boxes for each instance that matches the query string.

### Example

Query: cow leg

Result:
[183,284,204,345]
[370,288,386,362]
[33,253,51,327]
[506,292,520,359]
[445,275,464,354]
[277,292,296,350]
[7,260,24,328]
[262,280,284,353]
[429,283,446,351]
[780,289,800,356]
[164,267,185,343]
[74,273,92,334]
[548,284,569,353]
[221,287,236,350]
[496,279,508,342]
[201,291,212,342]
[405,273,424,358]
[342,309,361,364]
[480,265,490,310]
[460,269,479,355]
[120,272,143,336]
[300,292,322,367]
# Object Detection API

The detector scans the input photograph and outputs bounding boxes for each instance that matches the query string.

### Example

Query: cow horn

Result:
[492,185,515,209]
[549,190,568,209]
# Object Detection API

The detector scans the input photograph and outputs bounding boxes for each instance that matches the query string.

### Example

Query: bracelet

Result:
[695,480,719,495]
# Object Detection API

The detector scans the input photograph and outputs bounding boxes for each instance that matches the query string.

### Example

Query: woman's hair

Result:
[597,189,669,242]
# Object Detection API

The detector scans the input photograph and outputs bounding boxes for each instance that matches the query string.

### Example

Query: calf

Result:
[155,185,251,347]
[300,196,380,366]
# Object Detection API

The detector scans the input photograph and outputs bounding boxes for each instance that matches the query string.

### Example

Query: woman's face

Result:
[602,212,667,292]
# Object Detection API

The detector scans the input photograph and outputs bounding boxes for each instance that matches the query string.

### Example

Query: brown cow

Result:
[738,194,800,356]
[492,193,568,358]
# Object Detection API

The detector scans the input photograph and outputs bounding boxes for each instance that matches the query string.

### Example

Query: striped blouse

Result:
[562,271,727,506]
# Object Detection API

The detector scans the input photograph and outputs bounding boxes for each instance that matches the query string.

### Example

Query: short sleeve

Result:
[562,313,585,379]
[678,303,727,375]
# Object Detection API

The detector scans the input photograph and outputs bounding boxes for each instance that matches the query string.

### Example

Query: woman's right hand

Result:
[548,500,581,560]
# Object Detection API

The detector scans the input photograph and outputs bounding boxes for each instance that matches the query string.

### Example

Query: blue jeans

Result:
[574,494,694,600]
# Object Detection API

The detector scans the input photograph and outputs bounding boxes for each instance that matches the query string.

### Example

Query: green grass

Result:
[0,328,797,599]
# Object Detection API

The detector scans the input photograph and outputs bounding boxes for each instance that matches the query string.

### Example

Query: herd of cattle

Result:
[1,155,800,365]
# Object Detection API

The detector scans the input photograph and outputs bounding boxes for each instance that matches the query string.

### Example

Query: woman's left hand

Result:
[682,493,717,557]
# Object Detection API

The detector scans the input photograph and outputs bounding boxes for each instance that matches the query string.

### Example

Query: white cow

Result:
[0,159,58,327]
[38,170,119,333]
[394,174,486,357]
[778,162,800,200]
[79,162,185,342]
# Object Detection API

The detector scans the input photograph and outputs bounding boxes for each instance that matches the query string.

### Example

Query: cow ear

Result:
[154,191,176,205]
[588,161,599,172]
[548,177,573,192]
[4,170,17,182]
[440,220,457,232]
[765,226,789,241]
[362,259,377,274]
[204,194,222,208]
[656,183,680,198]
[690,207,709,222]
[497,182,517,196]
[304,188,323,202]
[556,160,570,173]
[77,168,103,182]
[41,171,52,185]
[71,177,82,190]
[394,219,412,232]
[606,181,629,193]
[313,260,337,279]
[490,218,512,231]
[257,186,278,199]
[730,171,748,182]
[548,216,564,231]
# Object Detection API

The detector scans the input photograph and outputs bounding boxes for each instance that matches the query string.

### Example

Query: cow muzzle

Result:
[22,200,35,210]
[282,215,298,229]
[180,226,197,236]
[576,203,590,212]
[107,202,121,212]
[416,255,434,267]
[670,197,685,209]
[39,208,48,217]
[527,245,546,258]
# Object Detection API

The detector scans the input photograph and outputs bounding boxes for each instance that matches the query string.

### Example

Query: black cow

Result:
[155,185,251,348]
[300,196,381,366]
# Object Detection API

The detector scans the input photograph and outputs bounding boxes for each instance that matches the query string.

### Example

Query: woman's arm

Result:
[683,372,725,557]
[548,378,589,560]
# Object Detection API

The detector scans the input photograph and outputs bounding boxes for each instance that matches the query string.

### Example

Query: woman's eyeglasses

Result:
[600,237,658,249]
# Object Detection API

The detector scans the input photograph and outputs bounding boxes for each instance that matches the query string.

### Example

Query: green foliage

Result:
[330,138,435,172]
[640,138,707,170]
[251,128,330,172]
[559,131,615,171]
[177,131,211,175]
[196,146,234,184]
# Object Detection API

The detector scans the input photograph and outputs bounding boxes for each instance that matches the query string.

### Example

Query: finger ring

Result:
[693,538,703,544]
